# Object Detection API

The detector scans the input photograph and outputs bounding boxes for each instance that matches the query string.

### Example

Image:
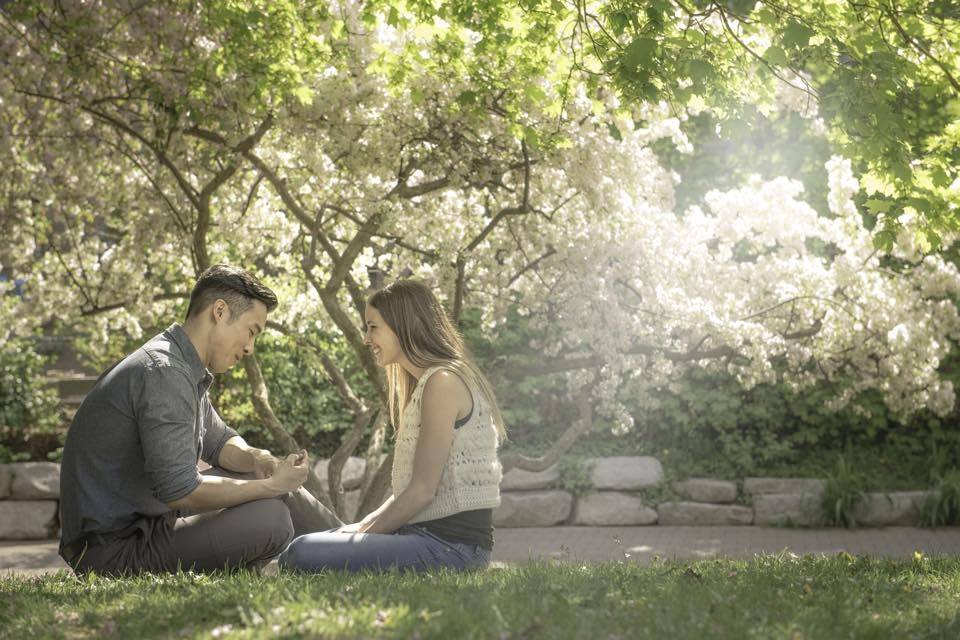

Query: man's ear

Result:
[212,299,228,323]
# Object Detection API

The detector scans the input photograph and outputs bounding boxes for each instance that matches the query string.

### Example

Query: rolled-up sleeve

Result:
[201,398,239,466]
[136,367,202,504]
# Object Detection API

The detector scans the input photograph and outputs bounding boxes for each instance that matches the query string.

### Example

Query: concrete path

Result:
[3,526,959,577]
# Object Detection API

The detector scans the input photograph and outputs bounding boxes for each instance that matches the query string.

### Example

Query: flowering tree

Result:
[391,0,960,249]
[2,1,958,517]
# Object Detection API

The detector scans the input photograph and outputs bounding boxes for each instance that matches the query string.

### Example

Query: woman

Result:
[278,280,505,573]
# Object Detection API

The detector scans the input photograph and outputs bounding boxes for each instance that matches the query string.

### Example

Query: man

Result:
[59,265,341,575]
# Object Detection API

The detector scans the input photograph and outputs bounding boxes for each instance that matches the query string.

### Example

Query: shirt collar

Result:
[165,323,214,390]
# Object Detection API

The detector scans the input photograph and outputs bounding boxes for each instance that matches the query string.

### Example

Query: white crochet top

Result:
[391,366,502,523]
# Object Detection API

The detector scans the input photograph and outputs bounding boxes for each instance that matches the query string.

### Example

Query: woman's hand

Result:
[335,522,365,534]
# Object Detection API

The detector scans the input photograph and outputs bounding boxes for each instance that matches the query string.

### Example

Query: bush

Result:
[471,301,959,485]
[210,330,375,457]
[555,457,596,496]
[0,339,63,460]
[922,470,960,527]
[821,454,867,528]
[921,444,960,527]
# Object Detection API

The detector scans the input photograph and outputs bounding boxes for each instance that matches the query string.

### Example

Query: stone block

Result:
[9,462,60,499]
[494,491,573,527]
[588,457,663,490]
[572,492,658,526]
[743,477,826,496]
[753,493,824,527]
[500,465,560,491]
[313,457,366,491]
[853,491,935,527]
[0,464,11,499]
[672,479,738,503]
[341,489,362,522]
[0,500,58,539]
[657,501,754,526]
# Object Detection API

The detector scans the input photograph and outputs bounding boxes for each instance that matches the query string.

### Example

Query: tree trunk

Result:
[357,451,394,520]
[241,353,333,507]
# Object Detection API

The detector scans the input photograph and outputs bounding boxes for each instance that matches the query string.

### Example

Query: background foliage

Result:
[1,0,958,508]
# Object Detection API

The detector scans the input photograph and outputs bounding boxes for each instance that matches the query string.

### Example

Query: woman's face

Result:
[363,305,402,367]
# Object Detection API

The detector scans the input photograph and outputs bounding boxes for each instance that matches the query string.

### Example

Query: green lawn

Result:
[2,554,958,639]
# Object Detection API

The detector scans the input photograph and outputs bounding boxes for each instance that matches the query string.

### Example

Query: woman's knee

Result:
[278,533,364,572]
[277,534,319,570]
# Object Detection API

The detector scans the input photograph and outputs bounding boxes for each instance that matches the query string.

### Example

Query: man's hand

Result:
[251,450,279,479]
[265,450,310,494]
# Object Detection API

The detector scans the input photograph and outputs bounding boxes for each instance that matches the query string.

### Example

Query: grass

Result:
[2,555,959,639]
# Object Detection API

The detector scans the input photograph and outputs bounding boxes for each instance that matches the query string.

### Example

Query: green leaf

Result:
[607,122,622,141]
[524,84,547,104]
[523,125,541,148]
[456,90,477,106]
[687,59,714,85]
[608,11,629,36]
[728,0,758,16]
[764,45,788,66]
[623,37,657,71]
[906,197,931,213]
[783,20,815,49]
[931,166,951,189]
[865,199,892,214]
[387,6,400,27]
[890,160,913,184]
[292,85,313,105]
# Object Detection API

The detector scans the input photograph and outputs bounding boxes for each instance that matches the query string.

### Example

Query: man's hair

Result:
[185,264,278,321]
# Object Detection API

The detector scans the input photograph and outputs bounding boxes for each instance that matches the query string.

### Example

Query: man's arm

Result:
[216,435,278,477]
[167,452,308,511]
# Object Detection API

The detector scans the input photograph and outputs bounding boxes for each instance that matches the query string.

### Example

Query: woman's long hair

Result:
[367,279,506,442]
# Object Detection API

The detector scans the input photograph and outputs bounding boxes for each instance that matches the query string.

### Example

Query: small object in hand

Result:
[295,450,307,465]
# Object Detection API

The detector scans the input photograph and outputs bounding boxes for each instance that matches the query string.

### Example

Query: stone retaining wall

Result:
[0,462,61,539]
[0,458,940,540]
[491,457,938,529]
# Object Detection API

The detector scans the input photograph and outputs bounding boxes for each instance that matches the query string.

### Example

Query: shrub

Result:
[921,444,960,527]
[0,339,63,460]
[556,457,596,496]
[211,331,375,456]
[821,453,867,528]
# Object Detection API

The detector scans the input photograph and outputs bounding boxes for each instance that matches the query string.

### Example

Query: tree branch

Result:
[886,0,960,94]
[501,384,594,472]
[507,245,557,287]
[265,319,367,415]
[501,341,741,380]
[452,253,467,325]
[79,292,189,316]
[328,408,378,517]
[241,353,333,507]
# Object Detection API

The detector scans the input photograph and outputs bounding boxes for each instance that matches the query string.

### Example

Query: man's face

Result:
[208,299,268,373]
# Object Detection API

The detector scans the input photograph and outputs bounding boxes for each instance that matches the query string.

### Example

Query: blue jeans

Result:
[278,524,491,574]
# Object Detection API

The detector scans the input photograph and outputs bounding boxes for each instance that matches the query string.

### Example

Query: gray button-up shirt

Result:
[59,323,238,547]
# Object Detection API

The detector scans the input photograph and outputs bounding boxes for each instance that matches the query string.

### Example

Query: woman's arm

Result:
[336,494,396,532]
[359,371,468,534]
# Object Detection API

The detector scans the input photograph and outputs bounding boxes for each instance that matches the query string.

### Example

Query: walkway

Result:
[3,526,959,577]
